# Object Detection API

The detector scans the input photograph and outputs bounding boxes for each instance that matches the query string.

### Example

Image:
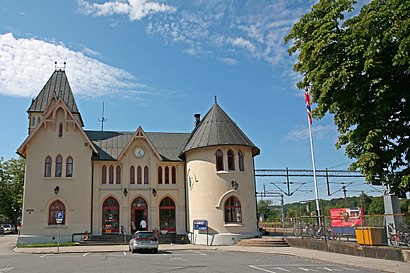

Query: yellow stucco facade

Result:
[17,69,260,245]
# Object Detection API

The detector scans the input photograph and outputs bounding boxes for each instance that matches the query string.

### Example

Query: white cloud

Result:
[0,33,145,98]
[283,125,336,143]
[227,37,256,52]
[79,0,314,67]
[220,57,237,65]
[78,0,176,21]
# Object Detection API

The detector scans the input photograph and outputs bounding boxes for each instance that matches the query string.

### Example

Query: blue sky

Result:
[0,0,378,202]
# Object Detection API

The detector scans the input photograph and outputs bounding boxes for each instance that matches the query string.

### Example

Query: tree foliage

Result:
[285,0,410,194]
[0,157,25,224]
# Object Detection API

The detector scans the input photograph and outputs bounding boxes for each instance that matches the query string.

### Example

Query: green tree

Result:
[285,0,410,194]
[367,196,385,215]
[258,200,280,222]
[0,157,25,225]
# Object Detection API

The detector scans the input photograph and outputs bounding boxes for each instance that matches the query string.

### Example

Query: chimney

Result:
[194,114,201,127]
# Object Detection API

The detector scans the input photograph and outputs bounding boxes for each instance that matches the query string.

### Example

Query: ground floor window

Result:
[224,196,242,223]
[102,197,119,234]
[49,200,65,225]
[159,197,176,232]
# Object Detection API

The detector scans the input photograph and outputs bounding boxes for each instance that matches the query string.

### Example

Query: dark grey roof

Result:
[181,103,260,156]
[28,69,83,125]
[146,132,191,161]
[85,130,190,161]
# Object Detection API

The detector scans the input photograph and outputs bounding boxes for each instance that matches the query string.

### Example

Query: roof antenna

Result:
[55,61,57,70]
[98,102,107,131]
[63,61,66,70]
[214,96,217,104]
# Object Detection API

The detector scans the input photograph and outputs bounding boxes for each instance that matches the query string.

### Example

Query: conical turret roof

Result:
[181,103,260,156]
[28,69,83,126]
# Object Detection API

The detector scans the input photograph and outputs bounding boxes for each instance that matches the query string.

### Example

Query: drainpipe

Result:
[184,162,188,233]
[253,157,259,234]
[90,161,94,235]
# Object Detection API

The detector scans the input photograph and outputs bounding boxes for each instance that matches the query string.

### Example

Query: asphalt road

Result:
[0,235,383,273]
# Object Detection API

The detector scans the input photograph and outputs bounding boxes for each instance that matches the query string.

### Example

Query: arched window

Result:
[144,166,149,184]
[224,196,242,223]
[165,166,169,184]
[130,166,135,184]
[102,197,120,233]
[66,156,73,177]
[58,123,63,137]
[238,150,244,171]
[216,149,224,171]
[55,155,63,177]
[158,166,162,184]
[228,149,235,171]
[109,166,114,184]
[44,156,52,177]
[102,165,107,184]
[49,200,66,225]
[116,166,121,184]
[137,166,142,184]
[171,166,176,184]
[159,197,176,232]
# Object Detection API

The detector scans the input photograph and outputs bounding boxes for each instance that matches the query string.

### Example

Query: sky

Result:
[0,0,380,203]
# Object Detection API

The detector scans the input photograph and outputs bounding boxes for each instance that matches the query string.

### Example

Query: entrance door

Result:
[102,197,120,234]
[131,197,148,232]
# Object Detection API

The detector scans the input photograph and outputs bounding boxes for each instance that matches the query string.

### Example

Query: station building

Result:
[17,68,260,245]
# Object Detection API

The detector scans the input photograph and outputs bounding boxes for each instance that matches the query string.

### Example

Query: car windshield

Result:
[136,232,156,240]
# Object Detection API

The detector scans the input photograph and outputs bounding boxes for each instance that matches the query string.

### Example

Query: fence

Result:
[259,213,410,247]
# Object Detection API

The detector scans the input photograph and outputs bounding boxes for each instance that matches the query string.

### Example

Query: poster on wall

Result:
[329,207,364,227]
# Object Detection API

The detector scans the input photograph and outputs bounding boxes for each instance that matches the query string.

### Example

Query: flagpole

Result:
[307,116,322,227]
[305,88,321,227]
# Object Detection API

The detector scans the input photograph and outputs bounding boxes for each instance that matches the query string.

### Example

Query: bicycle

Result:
[388,223,410,247]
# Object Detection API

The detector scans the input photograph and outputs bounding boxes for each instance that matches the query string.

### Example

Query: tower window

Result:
[216,149,224,171]
[224,196,242,223]
[238,150,244,171]
[228,149,235,171]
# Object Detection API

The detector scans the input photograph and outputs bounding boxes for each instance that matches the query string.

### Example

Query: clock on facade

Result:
[134,148,145,158]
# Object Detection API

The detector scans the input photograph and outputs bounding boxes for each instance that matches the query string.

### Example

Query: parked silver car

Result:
[1,224,15,234]
[129,231,158,253]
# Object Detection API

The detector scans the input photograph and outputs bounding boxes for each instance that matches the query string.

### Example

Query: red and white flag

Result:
[305,88,312,124]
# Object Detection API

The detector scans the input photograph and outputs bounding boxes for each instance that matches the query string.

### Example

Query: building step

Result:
[238,237,290,247]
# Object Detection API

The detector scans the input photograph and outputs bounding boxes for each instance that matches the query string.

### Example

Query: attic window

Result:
[58,123,63,138]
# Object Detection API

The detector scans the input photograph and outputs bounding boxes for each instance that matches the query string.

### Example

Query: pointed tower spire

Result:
[27,69,84,130]
[181,103,260,156]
